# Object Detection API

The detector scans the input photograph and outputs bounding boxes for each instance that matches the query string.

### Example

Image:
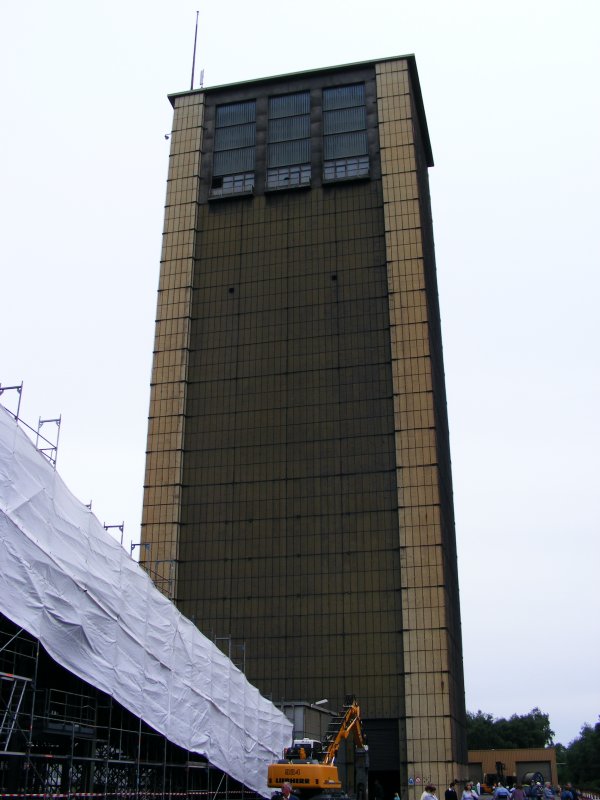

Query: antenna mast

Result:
[190,10,199,90]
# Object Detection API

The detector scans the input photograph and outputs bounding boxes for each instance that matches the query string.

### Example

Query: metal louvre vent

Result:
[324,131,368,160]
[211,100,257,192]
[269,116,311,144]
[323,106,366,135]
[267,90,311,187]
[214,122,256,152]
[322,83,365,110]
[322,82,368,181]
[268,140,310,168]
[213,148,255,176]
[269,92,310,118]
[215,101,256,126]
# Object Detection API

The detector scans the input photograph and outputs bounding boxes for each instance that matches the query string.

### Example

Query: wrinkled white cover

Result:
[0,407,291,796]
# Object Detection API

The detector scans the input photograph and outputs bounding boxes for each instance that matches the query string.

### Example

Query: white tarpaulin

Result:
[0,407,292,796]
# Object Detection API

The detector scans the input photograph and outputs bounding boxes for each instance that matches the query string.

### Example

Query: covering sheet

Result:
[0,407,292,796]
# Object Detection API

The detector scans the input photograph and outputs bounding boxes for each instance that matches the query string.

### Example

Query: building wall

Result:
[142,90,205,596]
[142,56,466,793]
[376,58,467,786]
[180,179,403,714]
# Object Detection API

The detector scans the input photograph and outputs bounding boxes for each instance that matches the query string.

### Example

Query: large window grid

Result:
[207,82,371,196]
[211,100,256,197]
[323,83,369,181]
[266,91,311,190]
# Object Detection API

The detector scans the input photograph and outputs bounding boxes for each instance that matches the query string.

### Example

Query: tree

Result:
[467,708,554,749]
[565,719,600,789]
[554,742,568,785]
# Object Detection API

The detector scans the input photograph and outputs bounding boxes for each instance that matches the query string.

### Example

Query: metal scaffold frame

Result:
[0,617,259,800]
[0,383,61,468]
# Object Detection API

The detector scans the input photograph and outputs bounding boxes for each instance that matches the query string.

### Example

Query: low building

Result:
[468,748,558,787]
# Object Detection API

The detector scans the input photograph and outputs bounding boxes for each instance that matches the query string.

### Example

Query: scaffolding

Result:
[0,615,260,800]
[0,383,62,467]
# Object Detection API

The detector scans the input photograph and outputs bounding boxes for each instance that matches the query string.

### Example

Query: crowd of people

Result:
[414,779,593,800]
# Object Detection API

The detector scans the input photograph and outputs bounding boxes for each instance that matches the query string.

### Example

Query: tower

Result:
[142,56,467,792]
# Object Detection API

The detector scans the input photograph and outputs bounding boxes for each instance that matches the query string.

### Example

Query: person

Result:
[279,782,299,800]
[422,784,439,800]
[446,783,459,800]
[543,783,555,800]
[394,793,401,800]
[462,783,479,800]
[566,785,577,800]
[493,784,511,800]
[561,787,573,800]
[511,785,527,800]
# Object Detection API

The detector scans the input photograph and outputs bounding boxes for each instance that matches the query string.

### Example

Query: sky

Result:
[1,0,599,747]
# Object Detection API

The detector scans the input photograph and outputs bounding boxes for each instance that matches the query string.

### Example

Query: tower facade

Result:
[142,56,467,793]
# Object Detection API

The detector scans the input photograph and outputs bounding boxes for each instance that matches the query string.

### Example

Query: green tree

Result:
[554,742,568,785]
[467,711,508,748]
[467,708,554,749]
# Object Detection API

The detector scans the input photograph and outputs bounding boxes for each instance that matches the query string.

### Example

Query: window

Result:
[322,84,369,181]
[266,91,311,190]
[323,155,369,182]
[211,100,256,197]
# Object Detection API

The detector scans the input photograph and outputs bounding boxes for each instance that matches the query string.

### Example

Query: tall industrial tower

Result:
[141,56,467,794]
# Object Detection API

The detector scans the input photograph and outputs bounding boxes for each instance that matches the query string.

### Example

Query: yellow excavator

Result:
[268,695,369,799]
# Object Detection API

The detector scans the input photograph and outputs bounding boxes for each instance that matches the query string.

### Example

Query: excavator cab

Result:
[285,739,324,762]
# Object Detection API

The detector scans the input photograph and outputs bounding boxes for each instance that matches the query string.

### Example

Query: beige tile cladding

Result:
[376,59,457,789]
[140,93,204,596]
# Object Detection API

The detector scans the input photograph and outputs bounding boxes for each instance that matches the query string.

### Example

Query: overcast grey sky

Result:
[1,0,598,746]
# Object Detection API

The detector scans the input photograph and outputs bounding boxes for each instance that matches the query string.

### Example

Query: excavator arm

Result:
[322,696,366,765]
